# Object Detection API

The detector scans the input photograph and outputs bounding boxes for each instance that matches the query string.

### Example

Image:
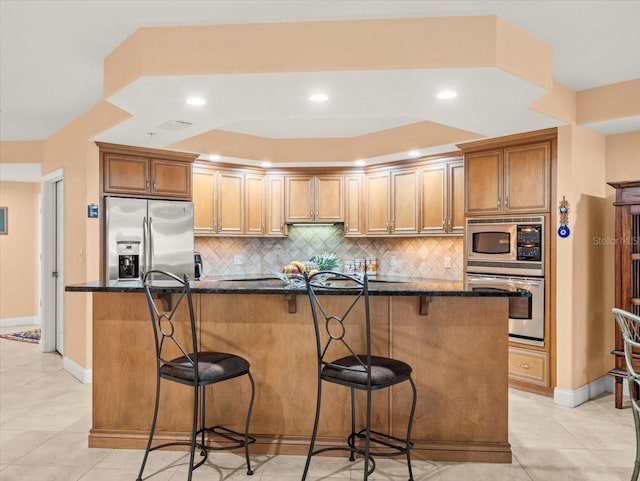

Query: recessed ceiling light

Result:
[309,93,329,102]
[408,150,421,158]
[354,160,366,166]
[261,161,272,168]
[186,97,206,106]
[436,90,457,100]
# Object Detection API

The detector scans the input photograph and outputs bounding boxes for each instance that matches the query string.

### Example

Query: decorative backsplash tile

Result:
[195,225,463,280]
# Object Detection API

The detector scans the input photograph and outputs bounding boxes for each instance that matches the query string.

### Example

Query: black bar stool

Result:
[137,270,255,481]
[302,271,417,481]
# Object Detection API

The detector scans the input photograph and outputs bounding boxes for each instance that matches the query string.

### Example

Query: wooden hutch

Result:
[608,180,640,408]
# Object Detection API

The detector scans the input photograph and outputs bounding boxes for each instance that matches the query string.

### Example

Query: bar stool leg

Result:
[136,376,162,481]
[406,377,417,481]
[301,377,323,481]
[186,382,199,481]
[349,388,356,462]
[363,389,372,481]
[244,372,256,475]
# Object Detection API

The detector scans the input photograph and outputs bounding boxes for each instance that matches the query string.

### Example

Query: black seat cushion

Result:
[160,351,250,384]
[322,355,412,389]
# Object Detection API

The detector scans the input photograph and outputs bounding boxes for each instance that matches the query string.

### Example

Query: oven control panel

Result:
[516,225,542,262]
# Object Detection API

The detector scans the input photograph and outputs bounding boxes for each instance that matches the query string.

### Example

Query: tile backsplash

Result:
[195,225,463,280]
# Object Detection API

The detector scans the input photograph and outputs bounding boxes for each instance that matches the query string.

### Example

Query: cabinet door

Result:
[503,142,550,213]
[285,176,314,222]
[266,175,286,237]
[150,159,192,199]
[104,153,150,195]
[315,175,344,222]
[391,169,419,234]
[365,172,390,235]
[420,163,447,234]
[193,167,217,235]
[465,150,502,215]
[245,174,265,235]
[217,171,244,234]
[344,174,364,236]
[449,161,465,234]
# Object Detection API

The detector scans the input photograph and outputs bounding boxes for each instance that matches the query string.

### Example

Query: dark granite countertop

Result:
[66,274,528,297]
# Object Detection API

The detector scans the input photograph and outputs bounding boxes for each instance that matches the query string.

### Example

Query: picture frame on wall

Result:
[0,207,7,234]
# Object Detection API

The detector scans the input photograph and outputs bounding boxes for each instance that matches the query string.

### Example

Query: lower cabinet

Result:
[508,347,549,387]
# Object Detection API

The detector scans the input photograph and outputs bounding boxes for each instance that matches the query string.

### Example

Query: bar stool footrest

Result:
[198,424,256,451]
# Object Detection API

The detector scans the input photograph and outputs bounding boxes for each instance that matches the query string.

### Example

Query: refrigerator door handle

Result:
[142,216,148,273]
[148,217,153,271]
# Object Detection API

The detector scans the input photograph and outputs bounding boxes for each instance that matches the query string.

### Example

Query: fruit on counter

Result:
[281,264,300,274]
[312,252,339,271]
[308,269,319,276]
[289,261,306,273]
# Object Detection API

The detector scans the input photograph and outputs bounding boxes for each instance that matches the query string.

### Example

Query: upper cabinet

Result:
[98,143,197,200]
[285,175,344,223]
[461,130,554,216]
[420,159,464,235]
[364,168,419,235]
[344,174,364,236]
[193,163,269,236]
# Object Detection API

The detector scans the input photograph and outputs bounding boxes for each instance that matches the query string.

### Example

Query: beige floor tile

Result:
[0,464,90,481]
[13,431,111,468]
[0,328,638,480]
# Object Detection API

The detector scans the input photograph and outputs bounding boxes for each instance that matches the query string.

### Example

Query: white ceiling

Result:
[1,0,639,155]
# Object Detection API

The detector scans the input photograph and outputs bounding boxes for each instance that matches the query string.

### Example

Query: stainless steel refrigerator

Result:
[104,196,194,281]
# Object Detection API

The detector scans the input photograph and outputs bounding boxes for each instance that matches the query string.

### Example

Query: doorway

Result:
[41,169,64,354]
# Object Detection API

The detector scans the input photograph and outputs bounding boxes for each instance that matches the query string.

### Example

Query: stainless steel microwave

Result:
[466,216,545,277]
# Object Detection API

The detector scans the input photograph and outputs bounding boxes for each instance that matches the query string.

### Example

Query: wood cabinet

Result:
[608,180,640,408]
[344,174,364,236]
[99,143,196,200]
[420,159,464,235]
[464,141,551,215]
[508,347,549,386]
[265,175,286,237]
[193,163,266,236]
[285,175,344,223]
[365,168,419,235]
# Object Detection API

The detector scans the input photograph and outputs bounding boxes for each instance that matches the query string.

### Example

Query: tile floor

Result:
[0,325,637,481]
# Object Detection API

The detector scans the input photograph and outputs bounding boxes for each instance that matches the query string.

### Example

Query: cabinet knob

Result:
[447,219,452,231]
[505,196,509,209]
[498,195,501,208]
[152,181,157,191]
[145,179,150,189]
[516,362,532,370]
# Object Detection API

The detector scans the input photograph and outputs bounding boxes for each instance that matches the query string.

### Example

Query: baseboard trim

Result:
[604,374,630,397]
[0,316,39,328]
[554,376,608,407]
[63,356,93,384]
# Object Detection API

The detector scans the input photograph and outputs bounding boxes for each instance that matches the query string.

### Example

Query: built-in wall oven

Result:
[465,216,546,346]
[466,274,544,346]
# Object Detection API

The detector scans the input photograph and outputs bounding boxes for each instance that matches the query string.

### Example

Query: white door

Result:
[55,180,64,354]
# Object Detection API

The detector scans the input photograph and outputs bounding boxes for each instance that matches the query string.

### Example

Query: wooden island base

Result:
[90,292,511,463]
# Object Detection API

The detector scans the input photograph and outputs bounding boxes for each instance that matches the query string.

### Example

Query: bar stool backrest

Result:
[305,271,373,386]
[143,270,198,381]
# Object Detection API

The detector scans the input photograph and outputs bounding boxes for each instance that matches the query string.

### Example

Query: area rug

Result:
[0,328,41,344]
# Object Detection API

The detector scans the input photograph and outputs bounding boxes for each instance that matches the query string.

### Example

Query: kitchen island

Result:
[67,276,524,463]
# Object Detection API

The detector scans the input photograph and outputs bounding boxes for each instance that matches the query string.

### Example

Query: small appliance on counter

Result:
[194,252,203,280]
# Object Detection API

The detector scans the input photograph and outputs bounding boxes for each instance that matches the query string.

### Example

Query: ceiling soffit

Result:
[102,16,556,164]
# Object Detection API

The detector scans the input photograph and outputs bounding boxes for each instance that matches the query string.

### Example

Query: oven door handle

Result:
[509,279,542,287]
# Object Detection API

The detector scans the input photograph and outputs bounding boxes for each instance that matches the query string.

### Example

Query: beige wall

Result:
[556,128,640,392]
[0,182,40,322]
[555,125,607,390]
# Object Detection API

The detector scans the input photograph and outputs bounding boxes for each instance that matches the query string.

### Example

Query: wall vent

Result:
[157,120,193,131]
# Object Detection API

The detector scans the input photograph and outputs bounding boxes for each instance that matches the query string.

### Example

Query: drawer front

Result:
[509,347,548,386]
